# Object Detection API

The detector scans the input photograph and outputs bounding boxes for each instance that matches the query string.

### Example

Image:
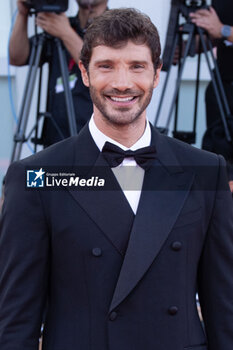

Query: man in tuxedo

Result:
[0,8,233,350]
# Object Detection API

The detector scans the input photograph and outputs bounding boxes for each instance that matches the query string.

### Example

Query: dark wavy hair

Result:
[80,8,162,71]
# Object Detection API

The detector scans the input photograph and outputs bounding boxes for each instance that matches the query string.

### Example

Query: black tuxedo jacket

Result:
[0,124,233,350]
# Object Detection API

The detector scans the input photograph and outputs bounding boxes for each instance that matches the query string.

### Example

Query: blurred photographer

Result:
[9,0,108,147]
[189,0,233,190]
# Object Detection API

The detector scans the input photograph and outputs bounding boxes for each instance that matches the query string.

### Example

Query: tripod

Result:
[154,5,232,145]
[11,31,77,163]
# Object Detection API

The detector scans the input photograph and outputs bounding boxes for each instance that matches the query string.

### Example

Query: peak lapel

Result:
[68,125,135,256]
[109,127,195,312]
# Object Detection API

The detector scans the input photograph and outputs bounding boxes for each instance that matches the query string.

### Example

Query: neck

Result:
[78,2,107,29]
[93,113,147,148]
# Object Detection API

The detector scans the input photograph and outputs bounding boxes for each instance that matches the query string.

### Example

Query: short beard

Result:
[89,84,154,127]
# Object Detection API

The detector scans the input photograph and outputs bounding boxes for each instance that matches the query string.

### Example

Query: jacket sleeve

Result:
[0,162,49,350]
[198,155,233,349]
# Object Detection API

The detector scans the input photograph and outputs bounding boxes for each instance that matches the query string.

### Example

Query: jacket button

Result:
[171,241,182,251]
[168,306,178,315]
[109,311,118,321]
[92,248,102,257]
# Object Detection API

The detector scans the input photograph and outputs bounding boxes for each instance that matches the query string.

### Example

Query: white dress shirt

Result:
[89,116,151,214]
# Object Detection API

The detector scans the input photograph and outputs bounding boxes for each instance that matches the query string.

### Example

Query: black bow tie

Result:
[102,141,156,170]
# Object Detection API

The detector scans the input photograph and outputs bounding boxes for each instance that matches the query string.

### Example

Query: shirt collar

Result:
[89,114,151,152]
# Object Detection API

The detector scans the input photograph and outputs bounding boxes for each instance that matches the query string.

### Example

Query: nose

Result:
[111,68,134,92]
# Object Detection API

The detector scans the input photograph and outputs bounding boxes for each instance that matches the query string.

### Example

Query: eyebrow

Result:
[130,60,149,66]
[93,59,149,66]
[94,60,114,66]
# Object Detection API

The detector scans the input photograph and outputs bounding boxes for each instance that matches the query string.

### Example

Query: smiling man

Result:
[80,41,158,138]
[1,8,233,350]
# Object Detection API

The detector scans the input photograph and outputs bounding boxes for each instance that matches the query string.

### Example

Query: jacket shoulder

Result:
[154,128,221,167]
[16,136,78,167]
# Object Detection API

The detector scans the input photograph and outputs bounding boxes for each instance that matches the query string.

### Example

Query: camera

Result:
[25,0,68,13]
[184,0,207,7]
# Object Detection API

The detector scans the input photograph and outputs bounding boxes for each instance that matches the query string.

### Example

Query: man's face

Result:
[79,41,161,127]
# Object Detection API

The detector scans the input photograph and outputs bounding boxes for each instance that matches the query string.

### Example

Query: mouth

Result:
[105,95,139,106]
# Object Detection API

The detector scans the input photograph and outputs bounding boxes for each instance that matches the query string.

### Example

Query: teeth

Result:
[110,96,134,102]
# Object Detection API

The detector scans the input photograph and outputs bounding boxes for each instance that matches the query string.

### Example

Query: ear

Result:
[153,63,162,88]
[78,60,90,87]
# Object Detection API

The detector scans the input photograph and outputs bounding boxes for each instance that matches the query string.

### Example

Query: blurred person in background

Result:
[9,0,108,147]
[190,0,233,191]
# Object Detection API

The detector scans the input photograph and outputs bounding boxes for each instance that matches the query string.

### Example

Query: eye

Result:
[131,64,145,71]
[98,64,112,70]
